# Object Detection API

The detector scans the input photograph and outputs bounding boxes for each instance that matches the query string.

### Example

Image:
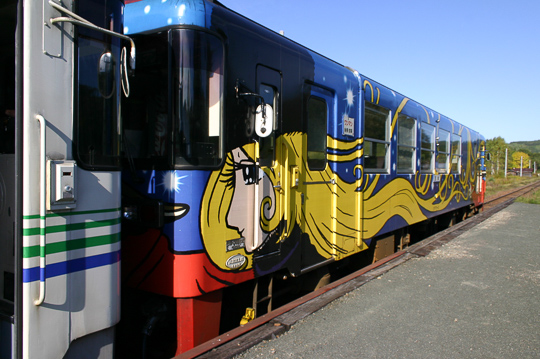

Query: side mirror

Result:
[255,103,273,138]
[486,152,492,161]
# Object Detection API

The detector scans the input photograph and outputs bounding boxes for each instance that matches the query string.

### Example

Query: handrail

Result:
[35,115,47,306]
[48,0,136,70]
[251,140,260,251]
[48,0,135,98]
[303,179,336,185]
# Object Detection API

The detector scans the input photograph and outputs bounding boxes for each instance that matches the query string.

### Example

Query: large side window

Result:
[364,102,390,172]
[397,114,416,174]
[76,1,124,169]
[451,134,461,174]
[420,123,435,173]
[172,30,224,167]
[122,33,169,168]
[307,96,327,170]
[122,30,224,169]
[437,128,450,174]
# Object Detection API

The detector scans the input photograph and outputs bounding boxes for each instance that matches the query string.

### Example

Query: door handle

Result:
[273,183,284,193]
[35,115,47,306]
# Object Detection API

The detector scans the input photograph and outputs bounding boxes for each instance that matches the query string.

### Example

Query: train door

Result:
[0,2,17,358]
[0,1,130,358]
[250,65,284,258]
[476,140,487,204]
[300,84,338,269]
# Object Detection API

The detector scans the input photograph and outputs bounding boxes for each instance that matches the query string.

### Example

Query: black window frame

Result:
[436,128,451,174]
[397,113,416,174]
[171,29,225,168]
[306,95,328,171]
[451,133,462,174]
[364,101,391,173]
[259,83,277,168]
[74,0,124,170]
[420,122,436,173]
[120,29,225,170]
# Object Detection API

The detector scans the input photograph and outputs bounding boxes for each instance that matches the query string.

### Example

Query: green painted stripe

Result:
[23,207,121,220]
[23,217,121,236]
[23,232,120,258]
[23,214,40,220]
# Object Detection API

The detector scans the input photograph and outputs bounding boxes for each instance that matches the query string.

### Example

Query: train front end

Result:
[121,0,252,354]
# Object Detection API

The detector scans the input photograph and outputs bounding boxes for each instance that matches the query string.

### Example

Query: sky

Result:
[219,0,540,143]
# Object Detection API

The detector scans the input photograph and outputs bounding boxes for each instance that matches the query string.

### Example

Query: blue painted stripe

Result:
[22,251,120,283]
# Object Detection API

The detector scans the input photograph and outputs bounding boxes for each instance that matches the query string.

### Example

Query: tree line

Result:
[486,137,540,176]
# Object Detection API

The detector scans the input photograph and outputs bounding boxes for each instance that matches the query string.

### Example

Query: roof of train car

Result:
[124,0,483,140]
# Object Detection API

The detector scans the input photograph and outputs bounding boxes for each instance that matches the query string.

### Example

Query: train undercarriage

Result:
[117,204,481,359]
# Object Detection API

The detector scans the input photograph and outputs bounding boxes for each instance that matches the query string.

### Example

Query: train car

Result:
[0,0,134,358]
[0,0,487,358]
[120,0,487,356]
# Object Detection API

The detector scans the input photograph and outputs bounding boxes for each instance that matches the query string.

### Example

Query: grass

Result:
[485,174,540,199]
[516,188,540,205]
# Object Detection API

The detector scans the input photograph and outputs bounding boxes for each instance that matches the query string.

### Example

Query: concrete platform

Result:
[235,202,540,359]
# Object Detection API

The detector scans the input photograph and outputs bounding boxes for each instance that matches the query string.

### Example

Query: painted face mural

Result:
[201,142,278,272]
[201,129,478,273]
[227,147,277,253]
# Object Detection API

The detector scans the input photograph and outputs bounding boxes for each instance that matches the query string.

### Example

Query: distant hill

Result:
[509,140,540,154]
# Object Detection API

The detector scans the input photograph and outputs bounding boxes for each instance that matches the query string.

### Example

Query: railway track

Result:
[484,178,540,209]
[178,180,540,359]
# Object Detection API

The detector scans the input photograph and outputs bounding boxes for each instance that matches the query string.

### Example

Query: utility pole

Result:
[504,148,508,179]
[520,156,523,177]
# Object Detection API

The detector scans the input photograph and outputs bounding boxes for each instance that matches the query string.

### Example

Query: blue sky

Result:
[220,0,540,143]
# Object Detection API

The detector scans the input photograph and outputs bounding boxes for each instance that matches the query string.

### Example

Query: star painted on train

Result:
[346,88,354,107]
[343,87,355,117]
[161,171,188,194]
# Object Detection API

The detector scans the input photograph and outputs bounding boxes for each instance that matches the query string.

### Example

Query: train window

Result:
[259,84,276,167]
[397,114,416,173]
[437,129,450,173]
[76,0,124,169]
[420,123,435,172]
[121,32,172,170]
[364,102,390,172]
[307,96,327,170]
[171,30,224,167]
[122,30,223,169]
[451,134,461,174]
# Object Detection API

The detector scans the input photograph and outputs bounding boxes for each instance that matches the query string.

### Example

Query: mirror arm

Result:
[235,79,266,117]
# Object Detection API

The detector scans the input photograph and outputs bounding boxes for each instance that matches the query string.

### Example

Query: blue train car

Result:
[120,0,486,355]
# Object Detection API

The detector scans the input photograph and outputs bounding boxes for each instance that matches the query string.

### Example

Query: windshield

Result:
[123,29,224,169]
